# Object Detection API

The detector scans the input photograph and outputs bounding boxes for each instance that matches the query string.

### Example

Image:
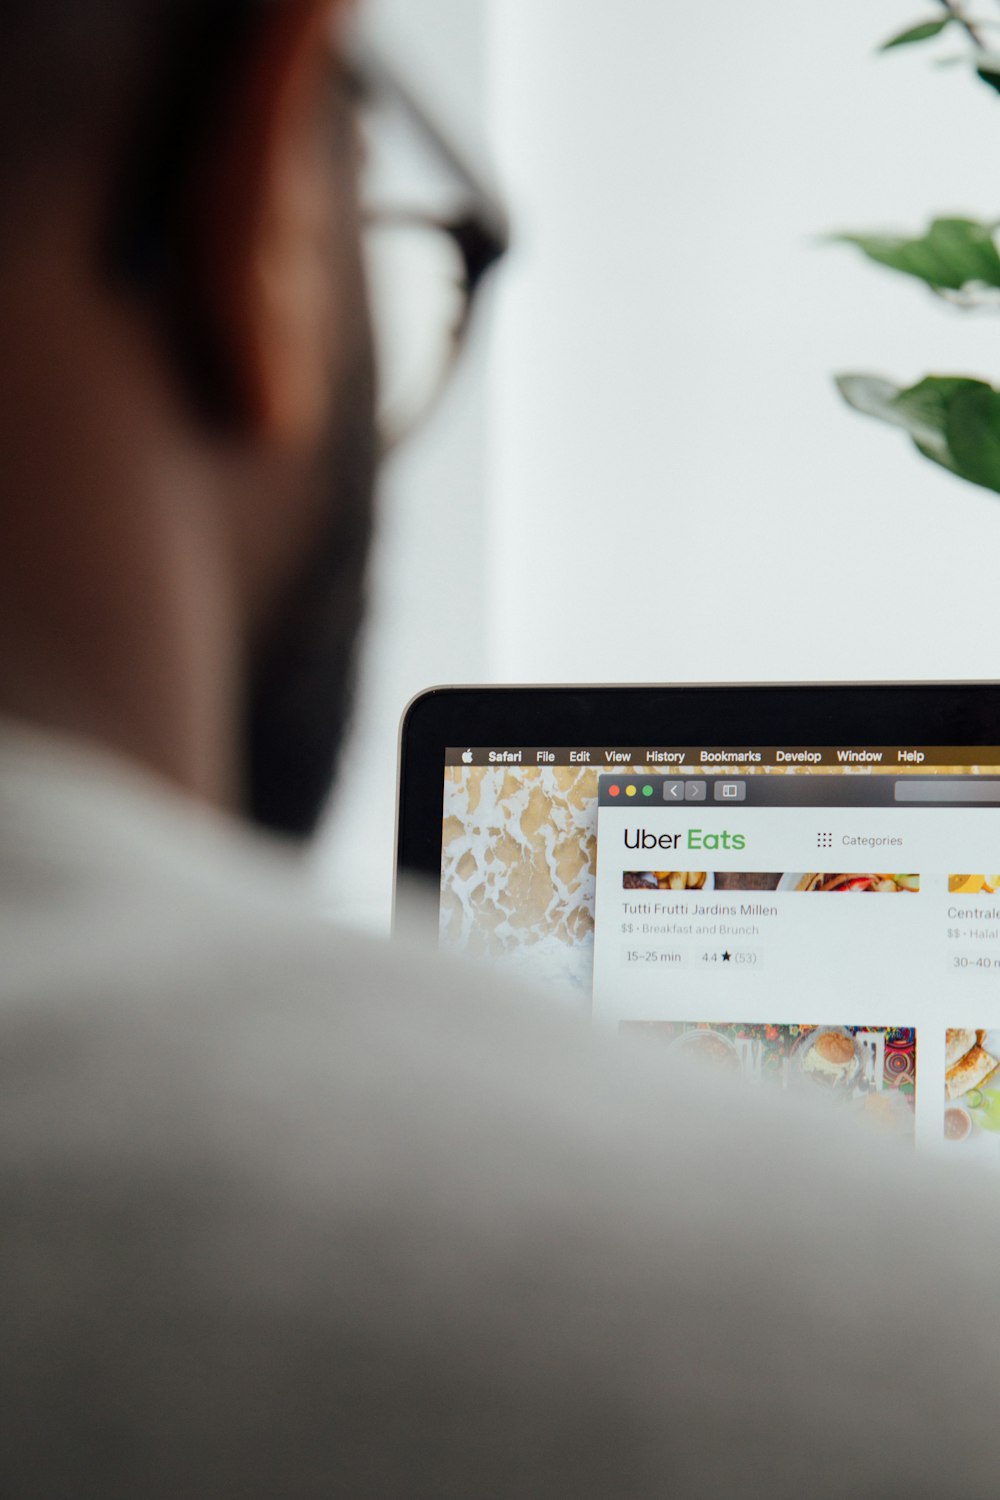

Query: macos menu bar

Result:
[445,746,1000,769]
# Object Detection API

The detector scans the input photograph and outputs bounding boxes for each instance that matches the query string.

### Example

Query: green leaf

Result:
[879,17,951,51]
[830,217,1000,292]
[945,382,1000,489]
[894,377,969,476]
[836,373,1000,494]
[973,52,1000,93]
[836,374,958,474]
[835,374,922,433]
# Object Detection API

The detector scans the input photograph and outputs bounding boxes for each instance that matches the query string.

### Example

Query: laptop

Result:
[396,682,1000,1153]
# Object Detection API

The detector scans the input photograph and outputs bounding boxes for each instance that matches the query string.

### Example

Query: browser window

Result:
[439,746,1000,1156]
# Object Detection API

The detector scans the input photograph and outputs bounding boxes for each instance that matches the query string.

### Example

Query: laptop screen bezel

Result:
[396,681,1000,891]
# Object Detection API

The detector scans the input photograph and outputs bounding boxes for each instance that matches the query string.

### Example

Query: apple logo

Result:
[462,749,474,765]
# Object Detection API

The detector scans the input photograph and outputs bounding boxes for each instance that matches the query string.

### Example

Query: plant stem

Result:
[939,0,987,47]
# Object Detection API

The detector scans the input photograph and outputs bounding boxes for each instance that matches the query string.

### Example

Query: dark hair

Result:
[0,1,281,422]
[0,2,262,200]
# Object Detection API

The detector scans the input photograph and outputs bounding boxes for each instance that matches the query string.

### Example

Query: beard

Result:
[242,351,379,842]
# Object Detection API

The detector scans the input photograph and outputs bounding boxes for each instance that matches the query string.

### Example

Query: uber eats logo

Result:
[624,827,747,852]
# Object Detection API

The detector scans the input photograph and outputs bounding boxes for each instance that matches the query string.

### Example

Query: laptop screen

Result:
[436,739,1000,1153]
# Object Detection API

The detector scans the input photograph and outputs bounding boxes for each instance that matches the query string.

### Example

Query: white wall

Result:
[320,0,1000,928]
[489,0,1000,683]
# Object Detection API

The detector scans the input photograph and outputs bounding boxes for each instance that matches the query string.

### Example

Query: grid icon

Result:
[817,832,833,850]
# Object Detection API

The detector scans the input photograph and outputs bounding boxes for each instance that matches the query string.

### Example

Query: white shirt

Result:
[1,721,997,1498]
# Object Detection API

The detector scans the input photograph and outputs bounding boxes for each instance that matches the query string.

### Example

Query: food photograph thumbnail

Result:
[944,1029,1000,1151]
[622,872,919,893]
[621,1022,916,1138]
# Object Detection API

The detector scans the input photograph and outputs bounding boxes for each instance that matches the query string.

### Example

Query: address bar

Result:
[894,781,1000,804]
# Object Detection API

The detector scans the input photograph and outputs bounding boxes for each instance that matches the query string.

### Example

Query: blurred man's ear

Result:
[190,0,354,445]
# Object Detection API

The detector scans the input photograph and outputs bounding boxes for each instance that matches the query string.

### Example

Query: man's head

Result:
[0,0,376,836]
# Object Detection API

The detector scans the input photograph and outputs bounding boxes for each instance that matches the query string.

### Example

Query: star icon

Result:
[722,951,732,962]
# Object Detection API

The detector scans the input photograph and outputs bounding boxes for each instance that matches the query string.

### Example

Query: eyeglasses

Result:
[109,10,509,452]
[349,47,510,452]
